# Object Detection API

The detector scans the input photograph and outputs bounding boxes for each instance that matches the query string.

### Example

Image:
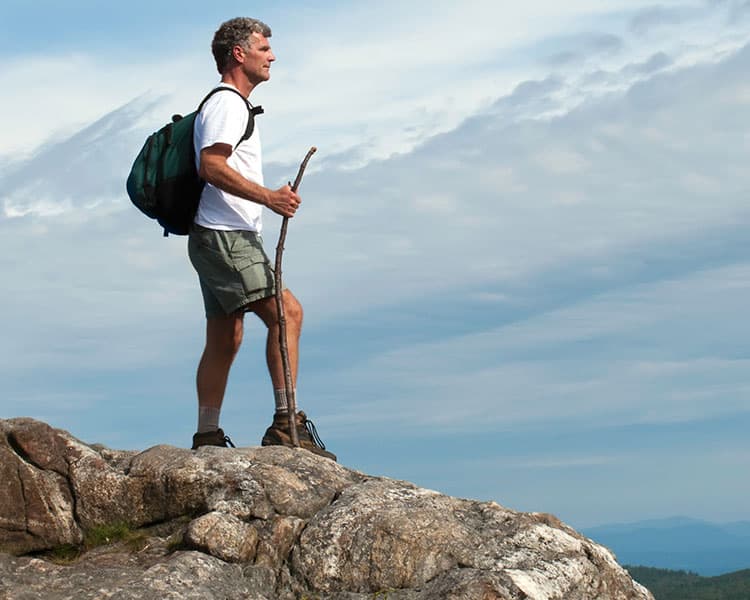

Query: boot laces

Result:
[302,415,327,450]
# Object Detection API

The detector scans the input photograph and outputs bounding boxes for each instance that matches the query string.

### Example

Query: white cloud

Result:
[718,81,750,104]
[679,171,722,195]
[478,167,528,194]
[4,0,736,171]
[3,31,749,339]
[0,53,209,159]
[534,147,591,174]
[458,454,622,471]
[411,194,458,216]
[0,1,746,424]
[318,260,750,433]
[1,2,748,530]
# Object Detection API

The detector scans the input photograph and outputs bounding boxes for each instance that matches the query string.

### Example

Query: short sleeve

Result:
[194,91,249,152]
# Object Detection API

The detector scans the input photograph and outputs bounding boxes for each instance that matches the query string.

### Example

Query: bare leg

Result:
[246,289,303,389]
[196,311,245,409]
[249,290,335,459]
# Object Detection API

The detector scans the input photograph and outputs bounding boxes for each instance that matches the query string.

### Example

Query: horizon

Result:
[1,0,749,534]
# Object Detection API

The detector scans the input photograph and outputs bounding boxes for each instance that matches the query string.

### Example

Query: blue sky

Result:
[1,0,749,531]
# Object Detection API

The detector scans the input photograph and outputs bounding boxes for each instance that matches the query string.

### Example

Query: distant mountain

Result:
[626,566,750,600]
[583,517,750,576]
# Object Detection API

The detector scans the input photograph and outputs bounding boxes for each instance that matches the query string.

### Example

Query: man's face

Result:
[239,32,275,84]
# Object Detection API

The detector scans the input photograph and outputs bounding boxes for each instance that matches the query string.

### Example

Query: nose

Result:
[269,51,276,62]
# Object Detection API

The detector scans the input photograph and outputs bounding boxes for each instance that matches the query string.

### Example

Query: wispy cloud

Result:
[1,0,748,529]
[4,0,739,167]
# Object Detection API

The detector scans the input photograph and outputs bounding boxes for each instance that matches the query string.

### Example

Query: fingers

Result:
[270,185,301,218]
[283,185,302,216]
[286,185,302,210]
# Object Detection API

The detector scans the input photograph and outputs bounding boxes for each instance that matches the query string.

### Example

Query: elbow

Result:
[198,145,232,185]
[199,165,221,188]
[198,157,225,187]
[198,161,211,182]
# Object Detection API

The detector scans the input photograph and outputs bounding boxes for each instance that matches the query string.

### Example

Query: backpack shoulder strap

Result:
[197,86,263,149]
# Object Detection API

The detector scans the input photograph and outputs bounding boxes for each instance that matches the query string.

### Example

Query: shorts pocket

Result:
[231,237,269,272]
[236,253,274,295]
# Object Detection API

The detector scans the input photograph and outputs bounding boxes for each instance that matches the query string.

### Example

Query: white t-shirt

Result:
[193,84,264,232]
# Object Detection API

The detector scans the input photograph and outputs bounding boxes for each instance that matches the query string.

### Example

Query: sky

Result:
[1,0,749,532]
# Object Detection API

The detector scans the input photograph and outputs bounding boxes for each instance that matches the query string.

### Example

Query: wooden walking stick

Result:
[274,146,316,448]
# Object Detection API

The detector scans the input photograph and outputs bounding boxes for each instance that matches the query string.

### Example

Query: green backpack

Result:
[126,87,263,236]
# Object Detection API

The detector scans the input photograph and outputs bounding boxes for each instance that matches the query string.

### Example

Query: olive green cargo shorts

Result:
[188,224,276,318]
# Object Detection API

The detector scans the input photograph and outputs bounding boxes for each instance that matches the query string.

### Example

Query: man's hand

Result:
[266,185,301,218]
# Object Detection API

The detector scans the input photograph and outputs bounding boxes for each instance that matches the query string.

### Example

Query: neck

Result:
[220,71,254,98]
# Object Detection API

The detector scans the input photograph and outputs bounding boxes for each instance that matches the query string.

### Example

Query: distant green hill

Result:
[627,565,750,600]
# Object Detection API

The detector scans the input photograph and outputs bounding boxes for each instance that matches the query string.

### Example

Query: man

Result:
[187,17,335,460]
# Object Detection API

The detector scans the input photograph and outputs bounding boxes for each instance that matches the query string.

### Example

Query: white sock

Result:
[274,388,297,414]
[197,406,220,433]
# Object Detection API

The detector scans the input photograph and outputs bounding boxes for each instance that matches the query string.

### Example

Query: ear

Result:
[231,44,245,64]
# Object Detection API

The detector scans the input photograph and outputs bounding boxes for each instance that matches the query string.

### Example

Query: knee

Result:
[284,293,303,326]
[228,325,243,354]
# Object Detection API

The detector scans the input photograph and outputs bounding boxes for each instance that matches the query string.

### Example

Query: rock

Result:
[0,551,276,600]
[0,418,653,599]
[254,515,306,570]
[293,479,646,599]
[0,419,87,554]
[185,511,259,563]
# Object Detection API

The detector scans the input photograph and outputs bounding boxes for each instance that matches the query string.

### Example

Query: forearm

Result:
[198,146,300,218]
[200,159,270,207]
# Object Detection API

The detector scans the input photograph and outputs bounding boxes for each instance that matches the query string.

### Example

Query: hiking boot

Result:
[191,428,236,450]
[261,411,337,461]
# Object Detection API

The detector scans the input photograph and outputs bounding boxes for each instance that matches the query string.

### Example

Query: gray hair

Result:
[211,17,272,73]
